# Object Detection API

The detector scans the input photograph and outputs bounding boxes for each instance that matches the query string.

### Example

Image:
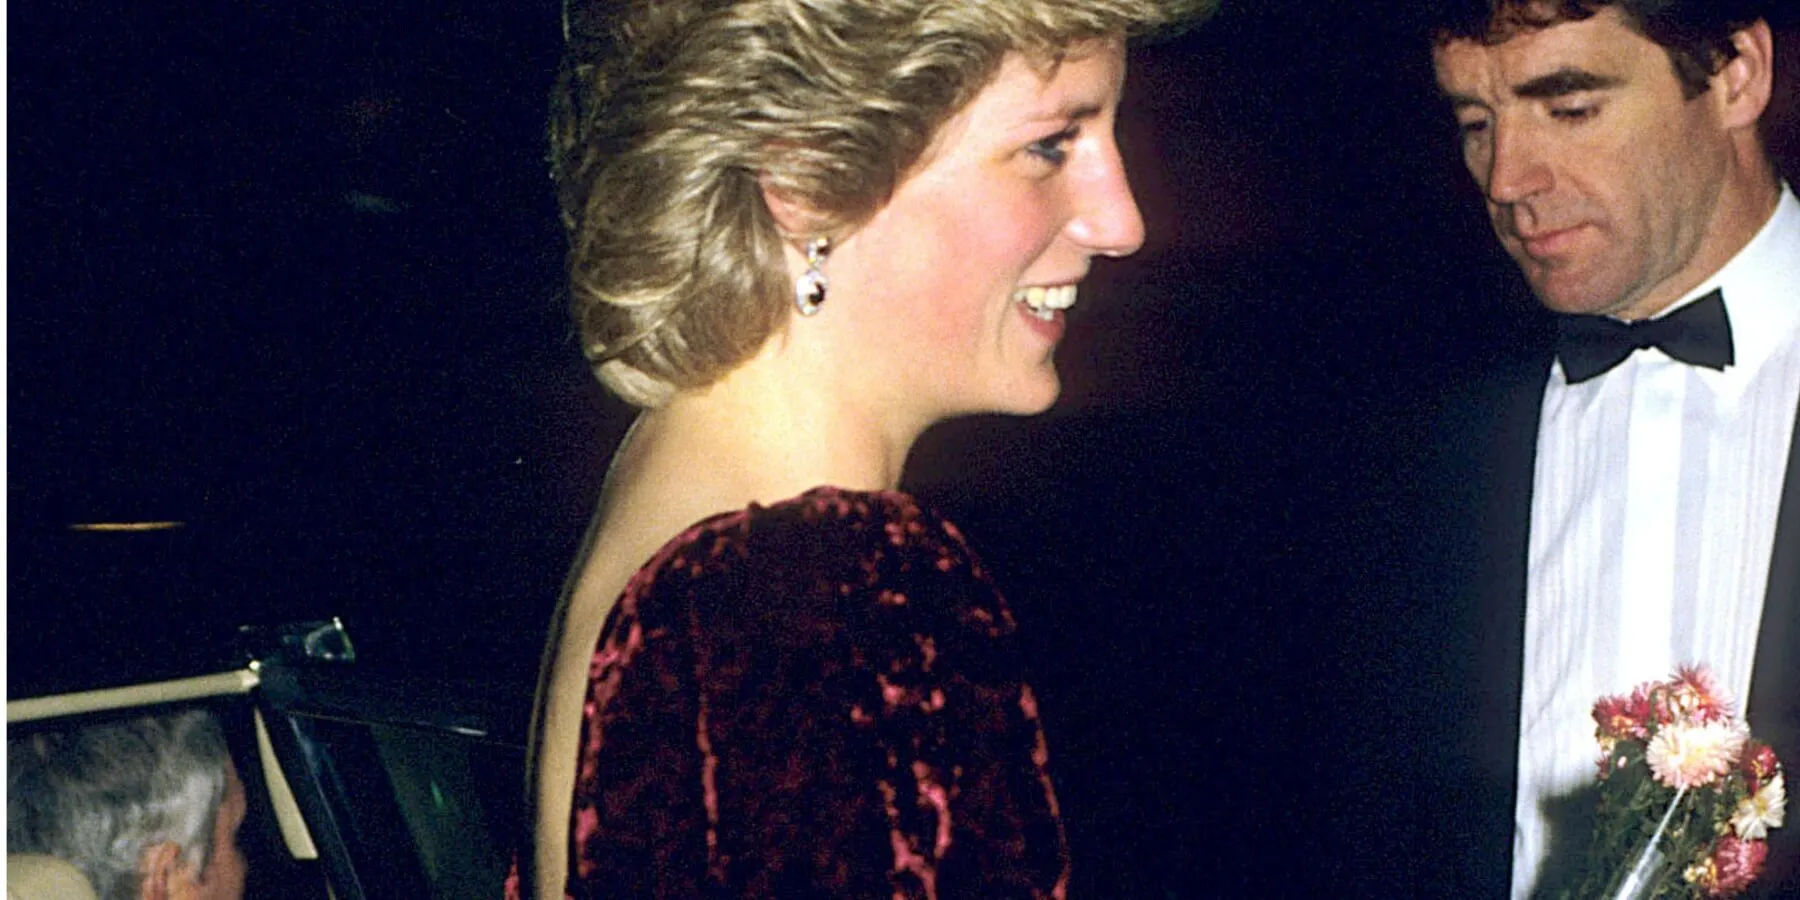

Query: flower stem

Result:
[1610,786,1688,900]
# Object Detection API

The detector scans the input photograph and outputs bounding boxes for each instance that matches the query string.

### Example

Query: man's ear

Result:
[138,842,190,900]
[1716,19,1774,131]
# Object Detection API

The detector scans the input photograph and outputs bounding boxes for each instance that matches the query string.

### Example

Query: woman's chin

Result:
[989,372,1064,418]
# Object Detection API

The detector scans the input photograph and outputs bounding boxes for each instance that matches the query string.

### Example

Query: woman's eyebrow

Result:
[1023,101,1104,126]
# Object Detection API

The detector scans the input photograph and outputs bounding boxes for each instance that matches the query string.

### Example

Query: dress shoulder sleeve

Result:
[564,487,1068,899]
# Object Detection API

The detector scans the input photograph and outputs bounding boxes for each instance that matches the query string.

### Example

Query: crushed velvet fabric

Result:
[546,487,1069,899]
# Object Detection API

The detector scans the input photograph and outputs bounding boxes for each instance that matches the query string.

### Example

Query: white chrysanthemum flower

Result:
[1732,773,1787,840]
[1646,720,1749,790]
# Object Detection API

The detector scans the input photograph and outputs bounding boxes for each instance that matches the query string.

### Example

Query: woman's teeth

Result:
[1015,285,1076,321]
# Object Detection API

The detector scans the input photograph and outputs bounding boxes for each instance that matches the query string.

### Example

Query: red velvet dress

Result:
[520,487,1069,899]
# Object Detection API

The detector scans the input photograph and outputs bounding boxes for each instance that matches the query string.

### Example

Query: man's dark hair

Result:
[1431,1,1767,98]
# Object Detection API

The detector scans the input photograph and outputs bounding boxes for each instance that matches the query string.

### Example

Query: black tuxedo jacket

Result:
[1449,346,1800,899]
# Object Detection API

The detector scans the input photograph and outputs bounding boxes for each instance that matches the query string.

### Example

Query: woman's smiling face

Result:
[827,37,1144,424]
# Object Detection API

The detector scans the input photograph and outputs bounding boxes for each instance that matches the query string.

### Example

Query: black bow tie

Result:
[1555,289,1735,384]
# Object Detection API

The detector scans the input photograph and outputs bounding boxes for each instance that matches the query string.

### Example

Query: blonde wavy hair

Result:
[551,0,1212,407]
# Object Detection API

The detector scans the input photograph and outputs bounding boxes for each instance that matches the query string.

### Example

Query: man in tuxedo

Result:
[1428,1,1798,896]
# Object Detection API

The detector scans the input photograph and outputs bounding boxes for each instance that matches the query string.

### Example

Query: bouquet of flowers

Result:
[1561,666,1786,899]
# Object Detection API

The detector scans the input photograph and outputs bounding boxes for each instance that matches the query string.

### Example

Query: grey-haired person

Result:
[9,709,249,900]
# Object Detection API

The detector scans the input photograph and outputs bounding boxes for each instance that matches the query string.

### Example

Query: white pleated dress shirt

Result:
[1511,186,1800,898]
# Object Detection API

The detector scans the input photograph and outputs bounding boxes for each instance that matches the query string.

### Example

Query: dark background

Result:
[10,2,1799,896]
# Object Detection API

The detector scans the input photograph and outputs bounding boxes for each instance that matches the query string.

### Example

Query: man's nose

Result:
[1483,123,1552,205]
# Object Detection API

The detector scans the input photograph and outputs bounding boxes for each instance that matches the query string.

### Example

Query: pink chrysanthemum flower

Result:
[1704,835,1767,898]
[1646,720,1749,790]
[1593,691,1651,744]
[1742,742,1781,791]
[1667,665,1734,724]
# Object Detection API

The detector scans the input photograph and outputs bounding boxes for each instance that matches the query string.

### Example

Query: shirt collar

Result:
[1659,183,1800,383]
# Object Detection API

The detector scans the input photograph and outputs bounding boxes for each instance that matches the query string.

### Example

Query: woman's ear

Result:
[758,178,823,242]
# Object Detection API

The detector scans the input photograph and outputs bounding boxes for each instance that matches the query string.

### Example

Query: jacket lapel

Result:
[1746,396,1800,896]
[1456,350,1551,896]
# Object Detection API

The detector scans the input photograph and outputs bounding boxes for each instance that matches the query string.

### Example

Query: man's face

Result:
[197,758,249,900]
[1432,8,1741,319]
[160,758,249,900]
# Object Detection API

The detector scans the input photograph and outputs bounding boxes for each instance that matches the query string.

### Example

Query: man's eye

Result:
[1551,104,1597,122]
[1456,118,1491,138]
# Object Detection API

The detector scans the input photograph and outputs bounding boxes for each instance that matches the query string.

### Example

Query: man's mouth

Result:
[1514,225,1586,260]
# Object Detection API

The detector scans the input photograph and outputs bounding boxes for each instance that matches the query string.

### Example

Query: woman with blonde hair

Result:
[525,0,1209,896]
